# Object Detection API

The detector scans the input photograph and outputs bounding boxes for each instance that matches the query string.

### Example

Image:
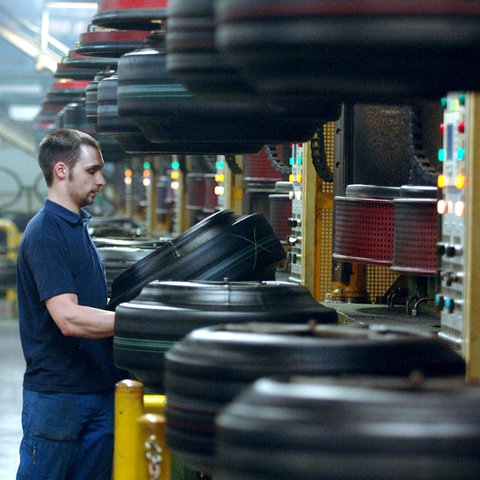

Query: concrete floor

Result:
[0,315,24,480]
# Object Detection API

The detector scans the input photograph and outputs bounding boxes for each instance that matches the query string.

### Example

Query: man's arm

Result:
[45,293,115,339]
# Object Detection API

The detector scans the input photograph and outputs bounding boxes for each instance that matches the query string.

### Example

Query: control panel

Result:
[288,143,304,283]
[437,92,467,346]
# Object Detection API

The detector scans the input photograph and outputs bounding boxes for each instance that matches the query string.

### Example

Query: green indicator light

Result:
[459,93,466,106]
[171,161,180,169]
[215,161,225,169]
[297,157,303,165]
[458,148,465,160]
[289,157,294,166]
[143,161,151,170]
[440,97,447,109]
[438,149,445,161]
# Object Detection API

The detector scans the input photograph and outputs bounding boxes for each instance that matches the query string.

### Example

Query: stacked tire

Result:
[216,375,480,480]
[164,322,465,473]
[114,280,337,391]
[107,209,286,309]
[216,0,480,103]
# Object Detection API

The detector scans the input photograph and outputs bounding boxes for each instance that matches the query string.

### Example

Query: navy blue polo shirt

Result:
[17,199,126,393]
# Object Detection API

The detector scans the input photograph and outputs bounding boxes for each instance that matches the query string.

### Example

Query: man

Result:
[16,128,127,480]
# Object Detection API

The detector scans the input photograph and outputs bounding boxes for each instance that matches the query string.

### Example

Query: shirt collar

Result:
[44,199,92,225]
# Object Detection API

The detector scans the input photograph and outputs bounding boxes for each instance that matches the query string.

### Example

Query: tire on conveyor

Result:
[114,280,338,391]
[98,246,157,295]
[164,322,465,473]
[216,375,479,480]
[107,209,286,310]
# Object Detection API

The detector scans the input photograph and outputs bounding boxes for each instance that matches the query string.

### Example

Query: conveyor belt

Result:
[324,301,439,335]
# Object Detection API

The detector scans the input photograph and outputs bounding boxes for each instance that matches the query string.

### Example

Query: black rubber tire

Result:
[164,323,465,472]
[107,210,286,310]
[114,280,338,391]
[216,375,480,480]
[165,0,341,128]
[96,73,258,155]
[117,30,337,151]
[216,0,480,103]
[98,246,156,295]
[166,0,263,97]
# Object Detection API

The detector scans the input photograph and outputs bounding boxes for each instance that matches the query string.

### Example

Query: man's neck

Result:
[47,191,80,215]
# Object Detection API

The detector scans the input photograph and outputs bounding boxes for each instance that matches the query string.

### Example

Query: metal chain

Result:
[225,154,243,174]
[310,126,334,182]
[264,144,291,175]
[145,434,163,480]
[406,104,438,185]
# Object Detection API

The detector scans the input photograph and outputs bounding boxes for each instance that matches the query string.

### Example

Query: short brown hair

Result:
[38,128,101,187]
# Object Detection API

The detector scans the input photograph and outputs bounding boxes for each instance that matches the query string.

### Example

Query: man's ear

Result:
[54,162,67,180]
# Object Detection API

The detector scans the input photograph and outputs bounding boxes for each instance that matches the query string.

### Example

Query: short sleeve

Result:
[23,225,78,302]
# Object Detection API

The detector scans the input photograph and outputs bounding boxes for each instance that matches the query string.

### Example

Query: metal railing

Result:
[0,117,38,158]
[0,4,69,72]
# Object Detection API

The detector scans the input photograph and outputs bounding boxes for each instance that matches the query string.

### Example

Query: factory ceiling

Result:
[0,1,96,153]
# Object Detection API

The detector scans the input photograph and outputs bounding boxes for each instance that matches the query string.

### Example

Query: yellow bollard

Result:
[114,379,145,480]
[139,413,172,480]
[0,218,21,311]
[0,218,20,262]
[144,394,167,415]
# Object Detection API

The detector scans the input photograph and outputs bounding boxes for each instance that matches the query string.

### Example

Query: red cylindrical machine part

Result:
[203,174,218,212]
[392,198,438,275]
[34,81,89,130]
[79,30,150,44]
[76,29,150,57]
[333,185,401,265]
[243,147,283,182]
[92,0,168,30]
[186,173,206,210]
[268,194,292,243]
[52,80,90,90]
[333,196,396,265]
[97,0,168,10]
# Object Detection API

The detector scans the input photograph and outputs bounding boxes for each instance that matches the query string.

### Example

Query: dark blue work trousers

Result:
[16,389,115,480]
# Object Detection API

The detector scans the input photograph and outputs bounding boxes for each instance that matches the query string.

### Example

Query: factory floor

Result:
[0,305,23,480]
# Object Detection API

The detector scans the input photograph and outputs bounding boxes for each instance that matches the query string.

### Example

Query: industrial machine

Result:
[4,1,480,479]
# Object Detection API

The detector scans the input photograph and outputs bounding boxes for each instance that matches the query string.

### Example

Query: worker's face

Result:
[67,145,106,208]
